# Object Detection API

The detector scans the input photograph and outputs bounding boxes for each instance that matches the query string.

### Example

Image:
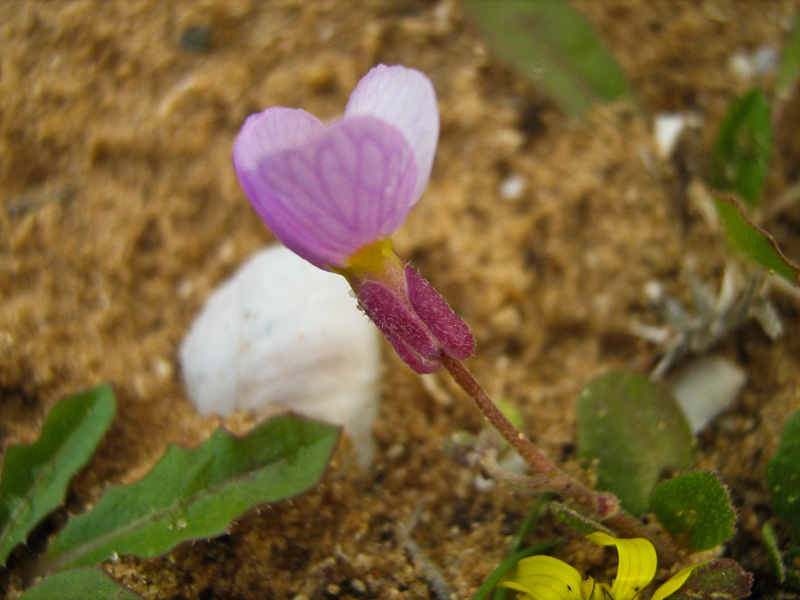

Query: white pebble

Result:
[670,355,746,433]
[729,46,778,81]
[499,174,526,201]
[180,245,381,467]
[653,113,685,159]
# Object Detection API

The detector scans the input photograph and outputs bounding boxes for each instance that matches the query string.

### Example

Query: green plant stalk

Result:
[509,495,550,554]
[440,355,680,566]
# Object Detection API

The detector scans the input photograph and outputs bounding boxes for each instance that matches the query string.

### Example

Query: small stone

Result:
[653,113,684,159]
[349,579,368,595]
[670,355,746,433]
[499,174,526,201]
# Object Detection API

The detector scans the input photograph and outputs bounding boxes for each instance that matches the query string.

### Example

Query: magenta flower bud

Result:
[356,264,474,373]
[404,265,474,361]
[232,64,475,373]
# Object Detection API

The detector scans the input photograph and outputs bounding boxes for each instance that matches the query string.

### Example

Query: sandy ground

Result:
[2,0,800,598]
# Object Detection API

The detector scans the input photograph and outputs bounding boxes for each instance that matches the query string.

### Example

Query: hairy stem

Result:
[439,355,679,566]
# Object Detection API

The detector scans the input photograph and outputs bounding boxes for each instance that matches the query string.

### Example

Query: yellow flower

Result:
[500,533,702,600]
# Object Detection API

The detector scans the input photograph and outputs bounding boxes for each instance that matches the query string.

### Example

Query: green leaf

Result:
[507,495,550,554]
[464,0,633,117]
[762,522,786,584]
[784,545,800,591]
[777,11,800,100]
[549,501,611,536]
[715,196,800,285]
[18,566,143,600]
[766,408,800,534]
[709,89,772,207]
[649,471,735,551]
[40,414,339,572]
[577,370,695,516]
[0,384,116,566]
[671,559,753,600]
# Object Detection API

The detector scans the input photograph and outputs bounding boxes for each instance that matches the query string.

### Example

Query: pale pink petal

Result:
[345,64,438,204]
[233,107,325,173]
[234,108,325,231]
[236,115,417,269]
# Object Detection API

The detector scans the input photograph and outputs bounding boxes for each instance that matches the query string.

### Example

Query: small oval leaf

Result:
[670,559,753,600]
[766,408,800,535]
[649,471,736,551]
[577,370,695,516]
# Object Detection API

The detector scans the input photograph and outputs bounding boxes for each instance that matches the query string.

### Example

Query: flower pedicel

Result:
[233,64,680,566]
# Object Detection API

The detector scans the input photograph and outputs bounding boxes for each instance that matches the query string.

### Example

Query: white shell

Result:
[670,355,746,434]
[179,245,381,466]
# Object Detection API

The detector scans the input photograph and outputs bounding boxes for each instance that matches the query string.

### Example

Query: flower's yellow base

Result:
[331,238,405,292]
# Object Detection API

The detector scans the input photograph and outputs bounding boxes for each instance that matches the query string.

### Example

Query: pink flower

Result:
[233,65,473,373]
[233,64,438,270]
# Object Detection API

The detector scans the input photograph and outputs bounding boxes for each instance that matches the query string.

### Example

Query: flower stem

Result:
[439,355,680,566]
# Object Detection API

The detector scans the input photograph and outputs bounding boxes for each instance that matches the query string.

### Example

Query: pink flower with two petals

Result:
[233,65,473,373]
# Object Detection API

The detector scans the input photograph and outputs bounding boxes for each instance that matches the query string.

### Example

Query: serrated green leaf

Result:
[709,89,771,207]
[548,501,611,536]
[671,559,753,600]
[767,408,800,534]
[0,384,116,566]
[577,370,695,516]
[464,0,633,117]
[762,522,786,584]
[39,414,339,572]
[649,471,735,551]
[19,566,143,600]
[715,196,800,285]
[777,11,800,100]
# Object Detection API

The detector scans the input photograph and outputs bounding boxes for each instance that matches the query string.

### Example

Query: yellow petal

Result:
[581,577,613,600]
[650,562,707,600]
[500,555,584,600]
[586,533,656,600]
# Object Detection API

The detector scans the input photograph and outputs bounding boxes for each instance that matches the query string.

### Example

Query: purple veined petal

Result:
[233,107,325,173]
[234,108,326,263]
[345,64,439,205]
[238,115,418,270]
